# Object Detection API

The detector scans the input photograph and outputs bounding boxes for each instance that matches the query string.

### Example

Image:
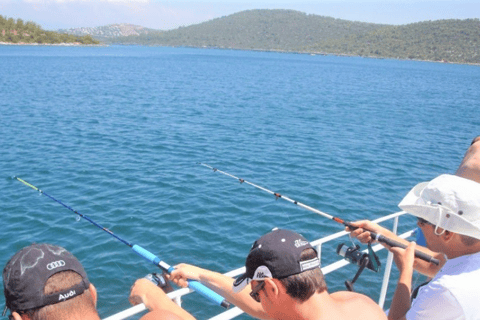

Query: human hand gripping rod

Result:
[198,163,439,266]
[14,177,230,309]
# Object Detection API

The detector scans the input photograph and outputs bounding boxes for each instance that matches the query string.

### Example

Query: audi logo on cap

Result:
[47,260,66,270]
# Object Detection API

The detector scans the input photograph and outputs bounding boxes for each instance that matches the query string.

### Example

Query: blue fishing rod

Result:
[198,163,440,266]
[14,177,230,309]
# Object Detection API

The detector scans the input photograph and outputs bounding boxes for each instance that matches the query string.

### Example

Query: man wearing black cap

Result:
[3,243,183,320]
[2,243,100,320]
[131,228,387,320]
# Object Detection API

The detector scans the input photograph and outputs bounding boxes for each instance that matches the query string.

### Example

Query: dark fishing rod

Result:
[14,177,230,309]
[198,163,440,266]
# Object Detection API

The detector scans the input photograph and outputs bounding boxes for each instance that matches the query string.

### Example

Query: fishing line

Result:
[198,163,440,266]
[14,177,230,309]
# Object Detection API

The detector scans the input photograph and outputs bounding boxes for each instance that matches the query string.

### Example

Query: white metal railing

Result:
[105,211,413,320]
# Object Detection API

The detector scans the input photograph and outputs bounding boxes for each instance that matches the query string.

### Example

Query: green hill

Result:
[0,15,99,45]
[58,23,155,42]
[105,10,479,64]
[310,19,480,64]
[110,9,387,50]
[4,10,479,64]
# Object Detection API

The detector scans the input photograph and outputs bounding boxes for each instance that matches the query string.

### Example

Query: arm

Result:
[347,220,446,277]
[129,279,196,320]
[387,242,416,320]
[169,264,271,320]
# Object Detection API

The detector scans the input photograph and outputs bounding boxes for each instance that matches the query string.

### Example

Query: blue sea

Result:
[0,45,479,319]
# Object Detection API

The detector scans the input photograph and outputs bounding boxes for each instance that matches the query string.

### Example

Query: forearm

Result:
[130,279,196,320]
[381,237,444,277]
[388,270,413,320]
[196,269,270,320]
[147,294,197,320]
[410,250,445,277]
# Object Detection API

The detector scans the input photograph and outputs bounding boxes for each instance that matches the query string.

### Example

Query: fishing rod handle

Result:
[186,280,231,309]
[344,223,440,266]
[132,245,230,308]
[374,234,440,266]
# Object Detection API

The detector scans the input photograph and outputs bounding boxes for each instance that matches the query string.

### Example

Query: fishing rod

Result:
[198,163,440,266]
[14,177,230,309]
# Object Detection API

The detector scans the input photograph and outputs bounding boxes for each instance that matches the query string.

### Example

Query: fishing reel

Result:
[144,272,174,293]
[336,242,381,292]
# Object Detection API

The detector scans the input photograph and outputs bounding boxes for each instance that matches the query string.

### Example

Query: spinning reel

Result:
[145,272,174,293]
[336,241,381,292]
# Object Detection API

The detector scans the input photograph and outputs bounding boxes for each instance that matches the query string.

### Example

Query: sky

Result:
[1,0,479,31]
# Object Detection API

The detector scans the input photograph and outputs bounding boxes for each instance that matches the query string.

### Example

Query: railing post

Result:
[174,296,182,307]
[316,244,322,263]
[378,215,399,308]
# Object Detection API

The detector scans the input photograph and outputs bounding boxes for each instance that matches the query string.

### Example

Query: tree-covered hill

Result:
[0,15,99,45]
[309,19,480,64]
[110,10,387,50]
[103,10,479,64]
[58,23,154,42]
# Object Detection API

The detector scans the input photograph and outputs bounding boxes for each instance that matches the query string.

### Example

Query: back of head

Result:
[277,248,327,301]
[233,228,325,301]
[2,243,98,320]
[455,136,480,183]
[25,271,97,320]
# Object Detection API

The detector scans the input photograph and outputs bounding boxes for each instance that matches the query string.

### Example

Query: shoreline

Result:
[2,41,478,66]
[0,41,103,46]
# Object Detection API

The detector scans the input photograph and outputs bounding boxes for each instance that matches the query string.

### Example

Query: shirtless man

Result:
[131,228,387,320]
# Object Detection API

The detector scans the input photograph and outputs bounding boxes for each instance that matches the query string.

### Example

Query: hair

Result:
[470,136,480,146]
[460,234,480,246]
[20,271,97,320]
[277,248,327,302]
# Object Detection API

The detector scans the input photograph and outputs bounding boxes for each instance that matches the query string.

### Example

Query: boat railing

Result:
[104,211,412,320]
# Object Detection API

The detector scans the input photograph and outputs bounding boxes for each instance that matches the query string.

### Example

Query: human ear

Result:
[265,278,280,297]
[443,230,455,242]
[11,312,25,320]
[90,284,98,306]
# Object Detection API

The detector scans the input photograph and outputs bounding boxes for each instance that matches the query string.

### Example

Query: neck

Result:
[275,292,327,320]
[16,313,100,320]
[443,235,480,259]
[69,313,101,320]
[446,245,480,259]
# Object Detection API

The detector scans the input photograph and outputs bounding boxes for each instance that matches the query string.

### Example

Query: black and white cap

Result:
[3,243,90,315]
[232,229,320,293]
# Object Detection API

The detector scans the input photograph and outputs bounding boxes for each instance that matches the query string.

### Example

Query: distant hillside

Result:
[97,9,479,64]
[109,10,387,50]
[310,19,480,64]
[0,15,99,45]
[58,23,154,41]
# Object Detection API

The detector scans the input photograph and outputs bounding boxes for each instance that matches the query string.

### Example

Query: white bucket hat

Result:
[398,174,480,240]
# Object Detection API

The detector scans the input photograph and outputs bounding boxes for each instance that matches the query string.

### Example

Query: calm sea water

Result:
[0,45,479,319]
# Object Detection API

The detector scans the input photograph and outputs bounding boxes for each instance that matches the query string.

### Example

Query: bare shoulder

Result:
[331,291,387,319]
[140,310,185,320]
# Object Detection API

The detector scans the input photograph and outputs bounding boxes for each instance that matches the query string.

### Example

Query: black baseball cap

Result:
[232,229,320,293]
[3,243,90,316]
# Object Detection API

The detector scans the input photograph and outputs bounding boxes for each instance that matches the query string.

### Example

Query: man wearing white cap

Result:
[348,136,480,320]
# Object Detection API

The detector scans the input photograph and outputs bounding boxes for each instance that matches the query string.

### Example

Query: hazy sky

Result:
[1,0,479,30]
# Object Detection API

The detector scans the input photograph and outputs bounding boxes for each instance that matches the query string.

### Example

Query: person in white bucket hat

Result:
[398,174,480,241]
[348,136,480,320]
